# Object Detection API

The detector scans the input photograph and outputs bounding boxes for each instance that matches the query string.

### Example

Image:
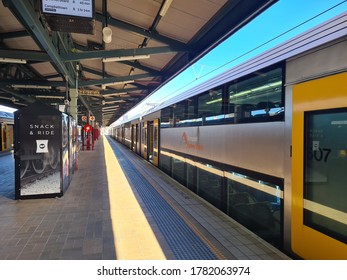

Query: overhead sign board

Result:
[41,0,93,19]
[79,89,100,97]
[41,0,95,34]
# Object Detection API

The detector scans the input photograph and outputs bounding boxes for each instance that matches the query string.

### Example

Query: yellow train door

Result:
[292,72,347,259]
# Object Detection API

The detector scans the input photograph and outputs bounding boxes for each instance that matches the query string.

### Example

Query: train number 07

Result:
[307,148,331,162]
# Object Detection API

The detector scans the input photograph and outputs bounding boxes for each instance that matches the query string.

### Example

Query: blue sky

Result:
[117,0,347,124]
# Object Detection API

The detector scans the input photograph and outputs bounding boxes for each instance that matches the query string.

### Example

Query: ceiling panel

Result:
[3,37,40,51]
[107,0,160,29]
[0,4,23,32]
[31,62,59,76]
[156,0,228,42]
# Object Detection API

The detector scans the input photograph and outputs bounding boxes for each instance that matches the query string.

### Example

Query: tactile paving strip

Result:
[107,137,217,260]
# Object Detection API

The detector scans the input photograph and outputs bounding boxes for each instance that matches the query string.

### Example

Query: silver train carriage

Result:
[110,12,347,259]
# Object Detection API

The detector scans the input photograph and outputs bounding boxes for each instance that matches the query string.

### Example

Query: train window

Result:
[304,109,347,244]
[187,162,197,193]
[159,152,172,176]
[174,101,186,127]
[187,98,197,125]
[198,88,223,125]
[227,67,284,123]
[226,171,282,248]
[172,157,186,186]
[161,107,173,128]
[197,164,223,209]
[173,99,198,127]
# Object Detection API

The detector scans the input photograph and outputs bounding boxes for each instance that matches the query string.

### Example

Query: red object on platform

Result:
[83,124,92,132]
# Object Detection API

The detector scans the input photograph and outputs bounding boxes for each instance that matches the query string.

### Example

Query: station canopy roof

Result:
[0,0,277,126]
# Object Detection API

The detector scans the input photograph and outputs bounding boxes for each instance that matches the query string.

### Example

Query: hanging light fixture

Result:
[159,0,173,16]
[0,58,27,64]
[102,1,112,44]
[102,55,150,63]
[103,26,112,44]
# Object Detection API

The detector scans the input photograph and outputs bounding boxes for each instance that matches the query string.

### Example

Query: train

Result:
[0,110,14,152]
[110,12,347,260]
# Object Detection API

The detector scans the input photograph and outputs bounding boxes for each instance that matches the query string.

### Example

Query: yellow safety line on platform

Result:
[103,138,166,260]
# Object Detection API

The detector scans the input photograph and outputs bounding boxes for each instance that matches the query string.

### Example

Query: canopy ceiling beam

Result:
[79,73,160,87]
[0,30,29,40]
[0,49,50,62]
[2,0,76,87]
[0,85,35,103]
[61,46,189,62]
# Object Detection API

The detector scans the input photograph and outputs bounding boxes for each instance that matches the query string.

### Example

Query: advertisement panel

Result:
[14,102,78,199]
[16,113,61,197]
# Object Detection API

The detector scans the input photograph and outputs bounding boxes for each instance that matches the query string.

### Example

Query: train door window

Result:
[153,119,159,166]
[226,171,283,248]
[125,124,131,148]
[121,127,125,144]
[197,88,223,125]
[304,109,347,244]
[148,121,154,163]
[136,124,140,154]
[228,66,284,123]
[197,163,223,209]
[142,122,147,159]
[131,124,136,152]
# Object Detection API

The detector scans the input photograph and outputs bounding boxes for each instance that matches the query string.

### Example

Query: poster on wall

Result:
[16,112,61,197]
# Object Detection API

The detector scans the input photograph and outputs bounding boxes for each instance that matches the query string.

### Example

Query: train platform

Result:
[0,136,290,260]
